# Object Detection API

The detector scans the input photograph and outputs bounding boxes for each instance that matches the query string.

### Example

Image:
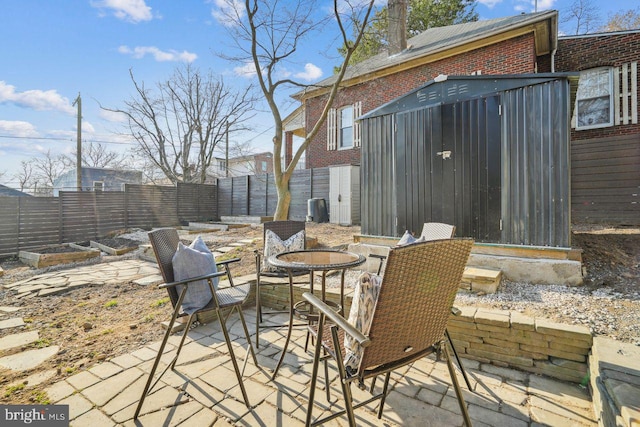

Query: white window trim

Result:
[327,101,362,150]
[575,67,614,131]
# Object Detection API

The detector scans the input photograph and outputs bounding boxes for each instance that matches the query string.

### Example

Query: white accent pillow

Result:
[397,230,416,246]
[263,229,305,272]
[172,236,217,314]
[344,272,382,376]
[397,230,427,247]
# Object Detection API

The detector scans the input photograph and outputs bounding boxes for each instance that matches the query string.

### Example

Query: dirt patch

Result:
[0,222,638,404]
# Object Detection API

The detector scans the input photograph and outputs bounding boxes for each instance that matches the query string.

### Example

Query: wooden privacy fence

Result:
[216,168,330,221]
[0,183,217,257]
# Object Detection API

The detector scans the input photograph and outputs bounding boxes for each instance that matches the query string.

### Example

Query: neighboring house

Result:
[0,184,31,197]
[211,152,274,177]
[554,30,640,225]
[53,167,143,196]
[284,10,639,227]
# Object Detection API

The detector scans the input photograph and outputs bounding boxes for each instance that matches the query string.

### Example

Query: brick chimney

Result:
[388,0,407,55]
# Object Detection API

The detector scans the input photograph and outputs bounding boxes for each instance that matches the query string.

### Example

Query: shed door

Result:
[395,96,501,242]
[330,166,352,225]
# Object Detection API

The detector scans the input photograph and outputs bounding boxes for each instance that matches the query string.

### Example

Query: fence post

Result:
[246,175,250,215]
[58,194,63,244]
[124,184,129,229]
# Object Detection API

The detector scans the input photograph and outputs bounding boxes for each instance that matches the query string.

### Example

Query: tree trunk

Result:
[274,177,291,220]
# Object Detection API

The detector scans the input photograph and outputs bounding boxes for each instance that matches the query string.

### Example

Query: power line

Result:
[0,134,134,145]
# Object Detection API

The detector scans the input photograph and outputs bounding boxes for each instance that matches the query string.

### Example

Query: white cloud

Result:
[99,109,128,123]
[510,0,557,13]
[234,62,258,78]
[118,45,197,62]
[0,81,75,114]
[91,0,154,23]
[211,0,245,27]
[0,120,39,137]
[294,63,323,81]
[476,0,503,9]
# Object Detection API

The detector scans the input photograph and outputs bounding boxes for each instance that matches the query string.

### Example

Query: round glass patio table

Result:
[266,249,365,378]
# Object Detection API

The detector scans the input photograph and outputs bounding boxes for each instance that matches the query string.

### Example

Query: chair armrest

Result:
[159,270,227,290]
[368,254,387,261]
[216,257,241,268]
[303,292,371,348]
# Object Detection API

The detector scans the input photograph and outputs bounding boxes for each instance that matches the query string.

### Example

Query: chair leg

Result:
[305,315,326,427]
[443,342,472,427]
[170,313,196,369]
[218,306,252,408]
[446,328,472,390]
[330,326,357,427]
[237,307,258,367]
[376,372,392,419]
[134,304,183,419]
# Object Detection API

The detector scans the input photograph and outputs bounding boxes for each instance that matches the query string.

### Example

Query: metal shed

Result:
[359,74,578,248]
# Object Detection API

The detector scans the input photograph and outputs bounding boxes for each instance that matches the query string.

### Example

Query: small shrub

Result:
[33,338,50,348]
[150,298,170,308]
[4,383,25,398]
[104,300,118,308]
[30,390,50,404]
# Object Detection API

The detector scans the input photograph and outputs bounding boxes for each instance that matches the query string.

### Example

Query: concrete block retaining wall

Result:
[447,306,593,384]
[224,280,594,385]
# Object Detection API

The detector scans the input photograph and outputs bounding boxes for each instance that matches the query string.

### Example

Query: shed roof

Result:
[359,73,579,120]
[0,184,31,197]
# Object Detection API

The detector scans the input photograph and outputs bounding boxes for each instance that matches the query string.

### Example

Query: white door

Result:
[330,166,352,225]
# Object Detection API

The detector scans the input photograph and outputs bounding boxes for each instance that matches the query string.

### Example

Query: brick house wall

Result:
[555,32,640,140]
[305,34,544,168]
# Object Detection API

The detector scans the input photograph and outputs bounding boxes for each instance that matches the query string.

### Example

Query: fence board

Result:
[17,197,61,251]
[0,183,215,257]
[216,167,330,220]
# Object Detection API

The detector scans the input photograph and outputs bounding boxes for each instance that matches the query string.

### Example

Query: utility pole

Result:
[225,121,230,178]
[72,93,82,191]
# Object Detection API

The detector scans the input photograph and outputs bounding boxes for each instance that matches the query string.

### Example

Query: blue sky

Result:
[0,0,631,188]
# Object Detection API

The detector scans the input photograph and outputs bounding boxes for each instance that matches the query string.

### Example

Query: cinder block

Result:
[462,266,502,293]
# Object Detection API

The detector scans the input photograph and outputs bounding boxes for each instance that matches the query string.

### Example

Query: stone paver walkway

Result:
[41,310,596,426]
[2,259,162,298]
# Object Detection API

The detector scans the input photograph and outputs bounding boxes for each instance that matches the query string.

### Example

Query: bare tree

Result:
[561,0,601,35]
[218,0,376,219]
[104,64,257,184]
[13,160,34,192]
[63,142,131,170]
[31,150,68,196]
[600,8,640,32]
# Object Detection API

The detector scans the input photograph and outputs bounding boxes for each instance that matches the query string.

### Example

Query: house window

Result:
[327,101,362,150]
[93,181,104,192]
[261,160,268,172]
[339,107,353,148]
[575,67,614,130]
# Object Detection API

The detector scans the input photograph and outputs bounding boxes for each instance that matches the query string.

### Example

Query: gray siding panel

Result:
[571,134,640,224]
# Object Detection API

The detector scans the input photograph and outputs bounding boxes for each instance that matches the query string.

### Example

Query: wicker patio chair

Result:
[134,228,257,419]
[303,238,474,427]
[254,220,309,348]
[370,222,471,389]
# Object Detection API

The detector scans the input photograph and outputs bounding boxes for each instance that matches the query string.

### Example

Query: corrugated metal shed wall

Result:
[361,115,396,236]
[501,80,571,247]
[360,77,572,247]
